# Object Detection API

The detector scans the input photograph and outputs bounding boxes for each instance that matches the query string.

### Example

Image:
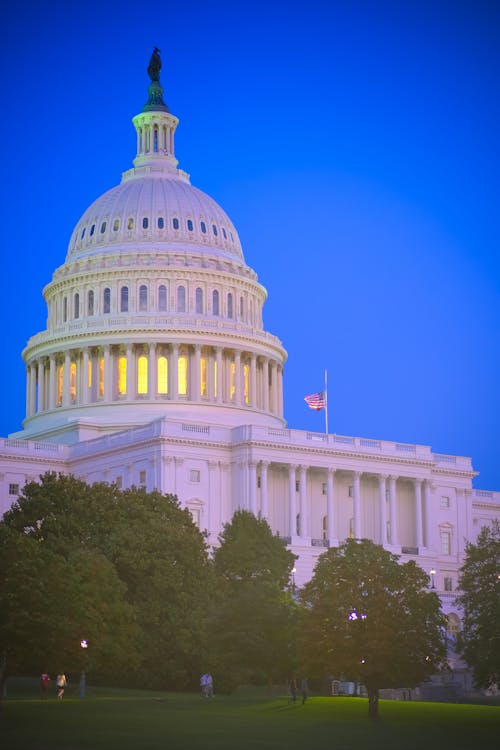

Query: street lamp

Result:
[430,568,436,590]
[80,639,88,699]
[291,567,296,594]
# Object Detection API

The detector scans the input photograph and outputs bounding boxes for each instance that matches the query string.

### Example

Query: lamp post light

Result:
[80,639,88,699]
[291,567,297,595]
[430,568,436,590]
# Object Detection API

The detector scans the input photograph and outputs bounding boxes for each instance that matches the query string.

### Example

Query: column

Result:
[277,365,283,417]
[327,468,335,544]
[271,361,279,414]
[234,350,241,405]
[299,465,308,538]
[103,345,112,401]
[248,461,257,515]
[82,348,89,405]
[149,342,156,399]
[170,343,179,399]
[388,476,399,546]
[29,363,37,416]
[250,354,257,408]
[288,464,297,538]
[62,351,71,406]
[37,359,45,412]
[413,479,423,550]
[423,480,432,550]
[260,461,269,519]
[377,475,387,545]
[216,347,223,403]
[262,358,270,412]
[126,343,134,400]
[353,471,362,539]
[49,354,56,409]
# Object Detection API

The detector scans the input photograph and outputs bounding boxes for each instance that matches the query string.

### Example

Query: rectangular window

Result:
[190,469,201,483]
[69,362,77,403]
[99,357,104,398]
[9,483,20,495]
[440,531,451,555]
[87,359,92,389]
[200,356,207,396]
[116,476,123,489]
[139,470,146,486]
[190,507,201,528]
[118,356,127,395]
[178,355,188,396]
[440,496,450,508]
[444,576,453,592]
[349,518,354,538]
[295,480,300,492]
[348,485,353,498]
[257,476,261,489]
[57,364,63,406]
[322,482,327,496]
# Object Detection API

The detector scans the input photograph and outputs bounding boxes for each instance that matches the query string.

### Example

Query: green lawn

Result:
[1,680,499,750]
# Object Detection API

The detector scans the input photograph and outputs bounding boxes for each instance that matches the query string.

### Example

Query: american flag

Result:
[304,391,326,410]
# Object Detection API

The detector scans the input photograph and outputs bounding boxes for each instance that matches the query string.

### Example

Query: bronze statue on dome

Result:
[148,47,162,82]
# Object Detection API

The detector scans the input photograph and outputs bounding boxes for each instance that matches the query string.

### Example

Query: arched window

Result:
[178,355,188,395]
[200,356,207,396]
[118,356,127,395]
[195,287,203,314]
[57,364,63,406]
[113,218,120,232]
[230,361,236,401]
[157,217,164,229]
[200,221,207,234]
[70,362,77,403]
[120,286,129,313]
[90,224,95,236]
[212,224,218,236]
[187,219,194,231]
[153,126,158,152]
[103,288,111,314]
[87,290,94,316]
[137,355,148,395]
[173,217,179,230]
[227,293,233,319]
[81,227,86,240]
[127,217,134,230]
[222,227,227,239]
[212,290,219,315]
[157,356,168,394]
[74,293,80,320]
[142,217,149,229]
[100,221,106,234]
[139,285,148,312]
[158,284,167,311]
[63,297,68,323]
[98,356,104,396]
[177,285,186,312]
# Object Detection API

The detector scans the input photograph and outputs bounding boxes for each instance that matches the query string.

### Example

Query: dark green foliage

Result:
[210,511,297,691]
[300,539,447,719]
[1,472,213,693]
[455,521,500,689]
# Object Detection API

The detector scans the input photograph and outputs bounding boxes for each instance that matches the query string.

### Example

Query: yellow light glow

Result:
[137,355,148,394]
[158,356,168,394]
[178,355,188,395]
[87,359,92,388]
[200,356,207,396]
[99,357,104,397]
[118,356,127,395]
[230,361,236,400]
[57,364,63,406]
[69,362,77,403]
[214,360,217,398]
[243,363,249,404]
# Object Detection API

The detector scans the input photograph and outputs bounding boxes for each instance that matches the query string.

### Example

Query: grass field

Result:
[1,679,499,750]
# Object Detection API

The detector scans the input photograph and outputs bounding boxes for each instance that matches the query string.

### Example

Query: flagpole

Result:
[324,369,329,435]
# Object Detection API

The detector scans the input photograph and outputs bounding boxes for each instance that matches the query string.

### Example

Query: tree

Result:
[300,539,447,720]
[210,511,297,691]
[1,472,213,690]
[455,521,500,690]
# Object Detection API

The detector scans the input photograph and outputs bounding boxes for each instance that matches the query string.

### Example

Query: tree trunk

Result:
[367,686,379,721]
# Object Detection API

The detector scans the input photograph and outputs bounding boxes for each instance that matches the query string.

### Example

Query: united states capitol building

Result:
[1,52,498,635]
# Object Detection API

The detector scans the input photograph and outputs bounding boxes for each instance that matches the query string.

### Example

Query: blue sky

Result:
[1,1,498,488]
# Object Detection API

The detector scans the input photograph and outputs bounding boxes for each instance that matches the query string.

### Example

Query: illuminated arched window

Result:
[230,361,236,400]
[158,356,168,394]
[63,297,67,323]
[200,356,207,396]
[120,286,129,313]
[178,354,188,395]
[69,362,77,403]
[139,285,148,311]
[243,363,249,404]
[87,358,92,389]
[137,355,148,395]
[153,126,158,152]
[103,288,111,314]
[118,356,127,395]
[98,356,104,397]
[213,359,218,398]
[195,287,203,314]
[57,364,63,406]
[74,293,80,320]
[212,290,219,315]
[88,290,94,316]
[227,293,233,319]
[177,285,186,312]
[158,284,167,311]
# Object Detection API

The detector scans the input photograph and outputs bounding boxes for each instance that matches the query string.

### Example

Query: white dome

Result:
[67,173,244,264]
